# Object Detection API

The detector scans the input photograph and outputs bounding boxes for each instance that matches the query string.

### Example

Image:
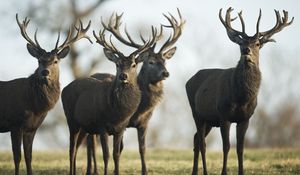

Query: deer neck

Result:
[136,71,164,114]
[110,77,141,116]
[233,57,261,104]
[28,70,60,114]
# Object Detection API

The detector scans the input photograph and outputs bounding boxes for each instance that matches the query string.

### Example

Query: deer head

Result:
[100,9,185,83]
[93,18,158,86]
[219,7,293,66]
[16,14,92,84]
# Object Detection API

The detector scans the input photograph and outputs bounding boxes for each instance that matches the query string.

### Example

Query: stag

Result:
[186,8,293,175]
[61,15,158,175]
[0,14,91,175]
[76,9,184,175]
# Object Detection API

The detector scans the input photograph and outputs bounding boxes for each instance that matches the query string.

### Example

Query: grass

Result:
[0,148,300,175]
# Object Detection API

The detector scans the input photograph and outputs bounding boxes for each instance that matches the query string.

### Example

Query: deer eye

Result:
[256,43,260,47]
[132,63,136,68]
[54,60,58,64]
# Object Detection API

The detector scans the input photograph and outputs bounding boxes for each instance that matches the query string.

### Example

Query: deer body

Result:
[63,76,141,135]
[189,64,261,126]
[187,8,293,175]
[0,14,91,175]
[62,17,157,175]
[75,10,184,175]
[0,73,59,133]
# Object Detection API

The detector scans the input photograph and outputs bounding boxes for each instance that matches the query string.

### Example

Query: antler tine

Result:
[123,25,142,48]
[159,8,185,53]
[255,9,262,36]
[238,11,245,33]
[130,25,159,57]
[105,12,142,48]
[93,29,124,57]
[16,14,41,49]
[59,28,72,49]
[55,31,61,50]
[219,8,248,44]
[258,9,294,43]
[139,31,147,44]
[56,20,92,51]
[114,13,123,28]
[109,35,120,53]
[34,29,41,48]
[138,24,163,46]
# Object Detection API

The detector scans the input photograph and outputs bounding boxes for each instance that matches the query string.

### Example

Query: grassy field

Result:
[0,148,299,175]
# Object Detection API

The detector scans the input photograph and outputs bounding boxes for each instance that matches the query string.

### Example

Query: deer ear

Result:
[162,47,177,59]
[27,43,41,58]
[103,48,119,63]
[57,47,70,59]
[135,50,149,63]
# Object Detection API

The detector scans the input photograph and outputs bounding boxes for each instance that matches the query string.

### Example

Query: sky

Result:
[0,0,299,150]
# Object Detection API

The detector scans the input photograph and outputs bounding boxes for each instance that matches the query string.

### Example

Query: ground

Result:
[0,148,299,175]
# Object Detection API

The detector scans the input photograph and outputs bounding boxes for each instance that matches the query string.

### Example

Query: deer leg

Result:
[76,130,87,150]
[192,132,199,175]
[86,134,93,175]
[100,133,109,175]
[220,121,231,175]
[113,132,124,175]
[11,129,22,175]
[205,126,212,137]
[23,130,37,175]
[86,134,99,175]
[69,129,80,175]
[236,120,249,175]
[137,127,148,175]
[91,135,99,175]
[120,138,124,154]
[192,122,207,175]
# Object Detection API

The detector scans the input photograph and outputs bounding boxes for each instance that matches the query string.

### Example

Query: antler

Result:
[219,7,249,44]
[101,13,163,49]
[55,20,93,51]
[94,13,158,59]
[93,29,125,58]
[16,14,43,50]
[257,10,294,43]
[159,8,185,53]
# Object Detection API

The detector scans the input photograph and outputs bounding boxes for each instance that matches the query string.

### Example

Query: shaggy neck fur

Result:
[233,58,261,104]
[28,70,60,114]
[137,70,164,112]
[111,78,141,117]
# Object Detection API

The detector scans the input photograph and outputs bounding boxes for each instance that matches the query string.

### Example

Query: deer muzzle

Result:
[119,73,129,84]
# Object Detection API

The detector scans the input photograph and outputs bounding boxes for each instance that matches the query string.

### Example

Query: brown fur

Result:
[0,66,61,175]
[187,8,293,175]
[73,49,174,175]
[61,48,146,175]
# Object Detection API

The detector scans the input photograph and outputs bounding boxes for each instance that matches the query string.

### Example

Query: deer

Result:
[0,14,91,175]
[185,7,293,175]
[74,9,184,175]
[61,14,159,175]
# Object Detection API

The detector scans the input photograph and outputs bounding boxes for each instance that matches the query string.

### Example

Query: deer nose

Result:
[41,69,50,76]
[119,73,128,81]
[162,71,169,78]
[243,47,251,55]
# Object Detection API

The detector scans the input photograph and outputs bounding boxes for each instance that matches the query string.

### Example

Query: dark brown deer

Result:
[61,16,158,175]
[186,8,293,175]
[79,9,185,175]
[0,14,91,175]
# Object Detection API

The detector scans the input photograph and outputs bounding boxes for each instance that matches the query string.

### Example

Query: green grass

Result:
[0,148,299,175]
